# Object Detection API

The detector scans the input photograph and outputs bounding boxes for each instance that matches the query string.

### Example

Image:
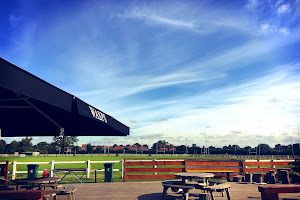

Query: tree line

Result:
[0,138,299,155]
[0,136,78,154]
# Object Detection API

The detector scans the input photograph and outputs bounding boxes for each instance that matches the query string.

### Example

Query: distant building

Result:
[80,144,149,151]
[158,145,176,151]
[80,144,87,151]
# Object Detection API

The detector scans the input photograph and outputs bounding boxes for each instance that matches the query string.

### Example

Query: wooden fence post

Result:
[50,160,55,177]
[123,159,126,182]
[121,159,124,179]
[153,159,157,175]
[12,161,17,180]
[242,159,246,176]
[4,161,9,186]
[87,160,91,179]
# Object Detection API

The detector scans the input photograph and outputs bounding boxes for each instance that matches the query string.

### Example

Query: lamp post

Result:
[258,140,260,156]
[186,138,188,154]
[291,137,294,156]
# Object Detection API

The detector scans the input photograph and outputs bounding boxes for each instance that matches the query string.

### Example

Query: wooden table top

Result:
[175,172,214,178]
[14,177,61,184]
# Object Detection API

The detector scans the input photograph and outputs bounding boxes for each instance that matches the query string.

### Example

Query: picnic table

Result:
[13,177,61,190]
[162,172,215,200]
[53,168,87,184]
[176,172,214,186]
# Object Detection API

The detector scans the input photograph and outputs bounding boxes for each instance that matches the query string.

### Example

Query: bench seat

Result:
[258,185,300,200]
[200,184,231,200]
[56,186,77,200]
[0,190,46,200]
[162,181,195,200]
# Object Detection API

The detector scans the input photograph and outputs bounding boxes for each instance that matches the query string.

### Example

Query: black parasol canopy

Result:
[0,58,129,137]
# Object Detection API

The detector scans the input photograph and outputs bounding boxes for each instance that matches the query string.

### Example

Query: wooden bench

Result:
[55,186,77,200]
[200,184,231,200]
[162,181,195,200]
[258,185,300,200]
[0,190,46,200]
[233,175,244,182]
[187,170,234,181]
[45,190,57,200]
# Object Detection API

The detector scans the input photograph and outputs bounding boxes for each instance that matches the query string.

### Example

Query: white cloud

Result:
[279,28,289,34]
[277,4,291,14]
[260,23,290,35]
[245,0,259,11]
[130,63,300,147]
[121,3,260,36]
[129,8,196,30]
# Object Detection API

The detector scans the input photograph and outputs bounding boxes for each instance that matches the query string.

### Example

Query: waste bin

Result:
[27,164,39,179]
[104,163,114,182]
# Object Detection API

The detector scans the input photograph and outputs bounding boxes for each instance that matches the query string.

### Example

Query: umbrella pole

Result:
[60,128,65,156]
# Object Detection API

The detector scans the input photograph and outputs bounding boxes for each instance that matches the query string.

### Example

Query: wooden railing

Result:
[123,158,295,182]
[186,159,243,179]
[243,159,294,175]
[0,160,122,180]
[123,159,185,182]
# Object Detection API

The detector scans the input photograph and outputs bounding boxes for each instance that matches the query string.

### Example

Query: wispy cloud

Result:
[120,3,259,36]
[130,63,300,147]
[9,13,23,28]
[126,7,197,30]
[245,0,259,11]
[277,4,291,14]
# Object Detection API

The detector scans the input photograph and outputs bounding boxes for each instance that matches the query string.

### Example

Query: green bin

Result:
[27,164,39,179]
[104,163,114,182]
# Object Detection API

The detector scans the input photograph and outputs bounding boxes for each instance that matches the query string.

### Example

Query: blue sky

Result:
[1,0,300,148]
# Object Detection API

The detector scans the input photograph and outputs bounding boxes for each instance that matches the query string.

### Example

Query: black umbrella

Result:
[0,58,129,137]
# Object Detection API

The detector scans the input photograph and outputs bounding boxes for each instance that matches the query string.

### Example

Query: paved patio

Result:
[57,181,300,200]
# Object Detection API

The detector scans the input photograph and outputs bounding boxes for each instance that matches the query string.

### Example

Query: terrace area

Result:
[45,181,300,200]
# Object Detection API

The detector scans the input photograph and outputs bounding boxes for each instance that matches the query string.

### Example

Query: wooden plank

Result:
[125,174,176,180]
[186,169,237,173]
[186,168,241,173]
[188,159,241,162]
[186,161,242,167]
[244,168,274,173]
[124,167,184,173]
[244,161,292,166]
[258,185,300,194]
[0,190,46,200]
[124,161,184,166]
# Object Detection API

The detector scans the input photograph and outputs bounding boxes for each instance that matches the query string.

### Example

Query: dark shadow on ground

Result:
[138,193,163,200]
[283,199,300,200]
[138,192,201,200]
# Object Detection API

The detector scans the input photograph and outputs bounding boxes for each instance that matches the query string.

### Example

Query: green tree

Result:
[53,136,78,153]
[6,141,20,153]
[86,143,93,153]
[34,142,49,154]
[134,143,141,147]
[152,140,169,149]
[0,140,6,153]
[93,146,102,153]
[20,137,33,152]
[48,142,59,154]
[259,144,274,155]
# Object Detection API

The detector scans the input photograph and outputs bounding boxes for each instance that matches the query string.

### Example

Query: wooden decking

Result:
[54,182,300,200]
